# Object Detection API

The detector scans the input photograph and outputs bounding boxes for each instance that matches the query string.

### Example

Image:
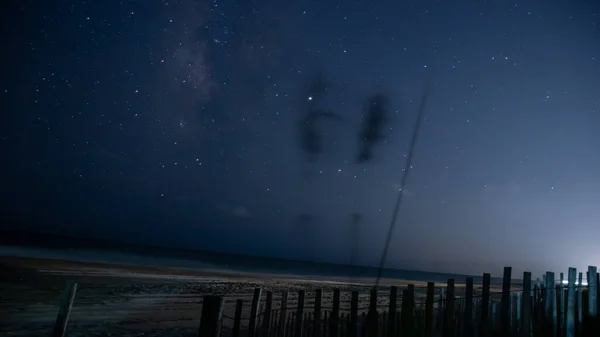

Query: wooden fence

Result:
[50,265,600,337]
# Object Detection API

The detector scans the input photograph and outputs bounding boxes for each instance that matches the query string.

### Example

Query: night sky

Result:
[2,0,600,276]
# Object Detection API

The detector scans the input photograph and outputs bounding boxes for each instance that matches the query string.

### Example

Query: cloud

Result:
[232,206,252,218]
[218,204,252,218]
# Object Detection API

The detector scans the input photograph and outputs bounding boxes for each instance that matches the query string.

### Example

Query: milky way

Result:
[2,0,600,276]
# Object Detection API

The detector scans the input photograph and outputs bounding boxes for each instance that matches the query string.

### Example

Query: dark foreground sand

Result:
[0,256,502,337]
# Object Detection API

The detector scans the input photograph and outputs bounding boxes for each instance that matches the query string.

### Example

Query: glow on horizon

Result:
[560,279,588,286]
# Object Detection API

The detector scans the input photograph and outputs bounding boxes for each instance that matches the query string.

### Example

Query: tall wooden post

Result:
[559,272,565,332]
[51,281,78,337]
[566,267,576,337]
[387,286,398,337]
[198,295,224,337]
[401,285,415,337]
[350,291,359,337]
[577,272,583,327]
[480,273,491,337]
[425,282,435,337]
[279,290,289,335]
[295,290,305,337]
[500,266,512,335]
[330,288,340,337]
[233,299,243,337]
[464,277,474,337]
[588,266,597,317]
[368,287,379,337]
[314,289,323,337]
[443,279,455,337]
[262,291,273,337]
[248,288,263,337]
[544,271,555,335]
[521,271,532,337]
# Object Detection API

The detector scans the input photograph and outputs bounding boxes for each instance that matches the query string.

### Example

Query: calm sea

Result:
[0,231,504,285]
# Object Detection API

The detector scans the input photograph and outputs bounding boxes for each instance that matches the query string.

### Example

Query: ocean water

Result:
[0,230,507,285]
[0,244,503,286]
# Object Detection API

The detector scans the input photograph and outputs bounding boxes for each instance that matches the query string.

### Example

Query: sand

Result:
[0,256,499,336]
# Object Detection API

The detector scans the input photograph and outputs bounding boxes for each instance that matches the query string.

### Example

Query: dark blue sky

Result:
[1,0,599,276]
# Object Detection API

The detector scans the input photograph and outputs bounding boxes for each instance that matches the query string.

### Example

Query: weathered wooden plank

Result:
[577,272,583,327]
[544,271,555,336]
[387,286,398,337]
[480,273,491,337]
[279,291,289,335]
[367,287,378,337]
[350,291,359,337]
[51,280,78,337]
[464,277,473,337]
[500,266,512,335]
[566,267,576,337]
[330,288,340,337]
[263,292,273,337]
[588,266,597,316]
[401,285,415,337]
[425,282,435,337]
[248,288,263,337]
[314,289,322,337]
[521,271,532,337]
[559,272,565,332]
[233,299,243,337]
[443,279,455,337]
[198,295,223,337]
[295,290,305,337]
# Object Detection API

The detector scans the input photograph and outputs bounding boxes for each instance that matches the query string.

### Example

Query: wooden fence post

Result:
[436,288,444,330]
[233,299,243,337]
[314,289,322,337]
[330,288,340,337]
[588,266,597,317]
[248,287,263,337]
[295,290,305,337]
[279,290,289,335]
[559,272,565,332]
[387,286,398,337]
[367,287,378,337]
[350,291,359,337]
[480,273,491,337]
[544,271,555,335]
[263,291,273,337]
[577,272,583,327]
[401,285,415,337]
[51,280,77,337]
[425,282,435,337]
[522,271,532,337]
[566,267,576,337]
[199,295,224,337]
[464,277,473,337]
[443,279,455,337]
[500,266,512,335]
[515,293,521,329]
[597,272,600,316]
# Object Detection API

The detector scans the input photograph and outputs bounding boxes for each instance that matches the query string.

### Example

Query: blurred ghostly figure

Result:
[357,94,388,163]
[298,72,344,164]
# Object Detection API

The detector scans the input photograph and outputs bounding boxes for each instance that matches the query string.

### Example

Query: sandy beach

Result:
[0,256,501,336]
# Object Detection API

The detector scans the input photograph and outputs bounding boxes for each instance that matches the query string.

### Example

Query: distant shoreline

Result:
[0,229,493,283]
[0,255,438,288]
[0,243,489,285]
